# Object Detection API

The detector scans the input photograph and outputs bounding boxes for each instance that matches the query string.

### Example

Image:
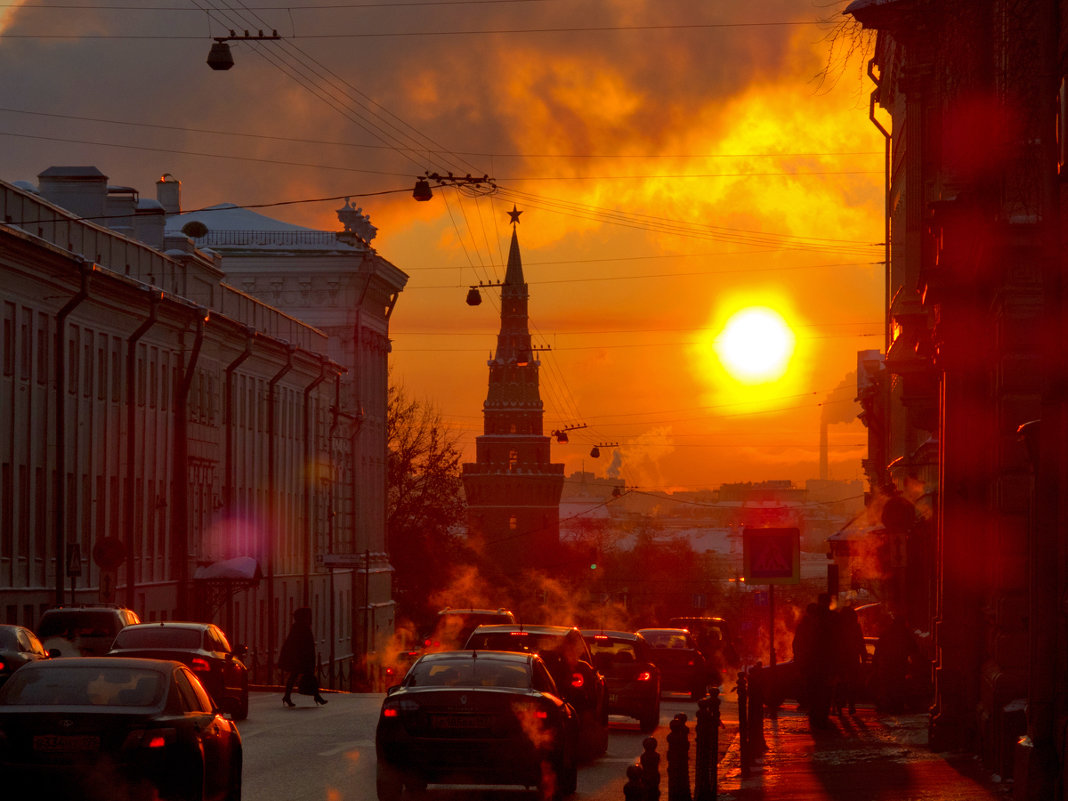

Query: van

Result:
[36,605,142,657]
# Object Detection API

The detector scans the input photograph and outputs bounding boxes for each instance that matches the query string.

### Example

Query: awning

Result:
[193,556,262,581]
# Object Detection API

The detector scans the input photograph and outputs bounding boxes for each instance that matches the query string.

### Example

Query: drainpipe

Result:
[266,344,295,681]
[302,356,329,606]
[125,291,161,609]
[867,58,891,355]
[172,309,207,620]
[54,258,92,606]
[224,328,254,510]
[327,374,342,684]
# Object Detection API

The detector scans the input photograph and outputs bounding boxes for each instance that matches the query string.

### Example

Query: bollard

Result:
[693,689,720,801]
[737,671,750,779]
[666,713,691,801]
[624,764,645,801]
[640,736,661,801]
[748,664,768,757]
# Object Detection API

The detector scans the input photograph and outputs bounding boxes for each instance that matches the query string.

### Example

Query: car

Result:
[36,604,142,658]
[581,629,661,732]
[422,607,518,652]
[463,624,609,761]
[667,616,741,683]
[0,656,242,801]
[375,650,578,801]
[107,622,250,721]
[636,627,710,700]
[0,625,52,687]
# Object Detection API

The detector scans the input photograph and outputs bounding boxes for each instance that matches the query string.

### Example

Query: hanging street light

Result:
[411,171,497,202]
[550,423,587,444]
[207,29,281,70]
[589,442,619,458]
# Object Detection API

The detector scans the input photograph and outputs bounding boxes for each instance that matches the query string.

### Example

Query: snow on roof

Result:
[166,203,318,234]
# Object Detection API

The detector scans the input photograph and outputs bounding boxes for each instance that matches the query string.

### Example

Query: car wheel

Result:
[639,702,660,733]
[227,751,242,801]
[376,760,405,801]
[234,680,249,721]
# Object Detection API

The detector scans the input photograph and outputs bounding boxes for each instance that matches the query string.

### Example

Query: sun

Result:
[713,307,795,384]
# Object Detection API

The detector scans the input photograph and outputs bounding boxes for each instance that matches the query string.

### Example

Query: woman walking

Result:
[279,606,327,706]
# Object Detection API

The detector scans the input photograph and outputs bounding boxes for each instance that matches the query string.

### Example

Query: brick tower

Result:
[461,207,565,570]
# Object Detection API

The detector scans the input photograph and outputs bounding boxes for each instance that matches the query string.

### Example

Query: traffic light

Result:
[588,547,599,570]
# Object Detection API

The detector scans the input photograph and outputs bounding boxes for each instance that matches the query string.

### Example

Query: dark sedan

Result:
[0,625,52,687]
[581,630,661,732]
[637,627,710,700]
[0,657,242,801]
[376,650,578,801]
[464,624,609,761]
[108,622,249,721]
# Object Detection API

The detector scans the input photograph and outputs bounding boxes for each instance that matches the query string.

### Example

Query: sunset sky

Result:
[0,0,884,492]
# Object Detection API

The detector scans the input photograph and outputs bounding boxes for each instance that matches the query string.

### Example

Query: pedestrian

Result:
[279,606,327,707]
[794,593,834,730]
[832,604,866,715]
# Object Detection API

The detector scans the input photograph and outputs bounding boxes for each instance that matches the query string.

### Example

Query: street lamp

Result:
[411,171,497,201]
[207,29,281,70]
[589,442,619,458]
[550,423,587,444]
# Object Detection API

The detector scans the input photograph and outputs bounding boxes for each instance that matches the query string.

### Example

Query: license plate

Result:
[33,734,100,753]
[431,714,489,729]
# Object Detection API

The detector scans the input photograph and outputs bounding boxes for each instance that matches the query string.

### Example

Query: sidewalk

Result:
[715,704,1012,801]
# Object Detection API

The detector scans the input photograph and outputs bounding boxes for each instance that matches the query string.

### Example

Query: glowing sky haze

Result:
[0,0,883,491]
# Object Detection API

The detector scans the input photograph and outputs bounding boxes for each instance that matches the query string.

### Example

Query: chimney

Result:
[37,166,108,222]
[134,199,166,251]
[105,185,138,237]
[157,173,181,215]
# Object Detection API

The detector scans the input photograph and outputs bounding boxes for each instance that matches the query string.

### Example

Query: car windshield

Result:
[467,631,566,655]
[113,628,202,650]
[406,659,531,689]
[37,612,118,639]
[642,631,693,649]
[0,666,164,707]
[0,628,17,650]
[587,637,638,663]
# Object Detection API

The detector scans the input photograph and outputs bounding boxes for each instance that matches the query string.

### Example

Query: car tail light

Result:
[570,672,584,689]
[382,707,399,718]
[382,698,418,718]
[687,660,695,667]
[0,660,4,671]
[123,728,177,750]
[636,670,653,682]
[191,657,211,672]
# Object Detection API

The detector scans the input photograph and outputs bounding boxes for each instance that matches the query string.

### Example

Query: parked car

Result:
[667,616,741,682]
[107,622,250,721]
[636,627,710,699]
[0,625,52,687]
[0,656,243,801]
[376,650,578,801]
[581,629,661,732]
[464,624,609,761]
[36,605,141,658]
[422,607,518,653]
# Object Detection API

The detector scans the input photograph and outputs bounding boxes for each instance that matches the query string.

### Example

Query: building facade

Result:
[0,166,406,688]
[461,213,565,570]
[847,1,1068,795]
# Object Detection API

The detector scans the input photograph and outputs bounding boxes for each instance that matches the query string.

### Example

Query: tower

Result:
[461,207,565,570]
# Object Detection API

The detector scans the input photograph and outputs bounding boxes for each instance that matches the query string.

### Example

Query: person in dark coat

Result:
[832,605,866,715]
[873,612,918,714]
[279,606,326,706]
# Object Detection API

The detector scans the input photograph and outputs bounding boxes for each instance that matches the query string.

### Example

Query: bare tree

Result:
[386,382,469,627]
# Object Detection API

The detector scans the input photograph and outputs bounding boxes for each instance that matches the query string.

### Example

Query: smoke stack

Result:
[820,417,829,480]
[156,173,181,215]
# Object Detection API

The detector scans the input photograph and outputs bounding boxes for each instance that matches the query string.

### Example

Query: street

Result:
[238,689,738,801]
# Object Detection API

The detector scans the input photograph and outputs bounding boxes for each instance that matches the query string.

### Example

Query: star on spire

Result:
[507,205,523,225]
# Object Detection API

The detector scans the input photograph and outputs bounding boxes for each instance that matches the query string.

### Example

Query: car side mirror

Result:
[47,648,61,658]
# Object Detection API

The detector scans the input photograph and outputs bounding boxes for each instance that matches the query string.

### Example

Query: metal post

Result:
[769,584,777,667]
[738,671,750,779]
[694,689,720,801]
[666,714,691,801]
[640,736,661,801]
[749,665,768,757]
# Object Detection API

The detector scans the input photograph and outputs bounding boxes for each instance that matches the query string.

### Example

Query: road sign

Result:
[92,536,125,569]
[743,527,800,585]
[66,543,82,577]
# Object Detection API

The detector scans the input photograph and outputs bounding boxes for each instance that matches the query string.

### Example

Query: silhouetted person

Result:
[832,605,866,715]
[279,606,326,706]
[794,594,834,730]
[873,612,918,714]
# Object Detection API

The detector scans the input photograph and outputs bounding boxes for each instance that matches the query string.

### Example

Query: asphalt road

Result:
[237,689,739,801]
